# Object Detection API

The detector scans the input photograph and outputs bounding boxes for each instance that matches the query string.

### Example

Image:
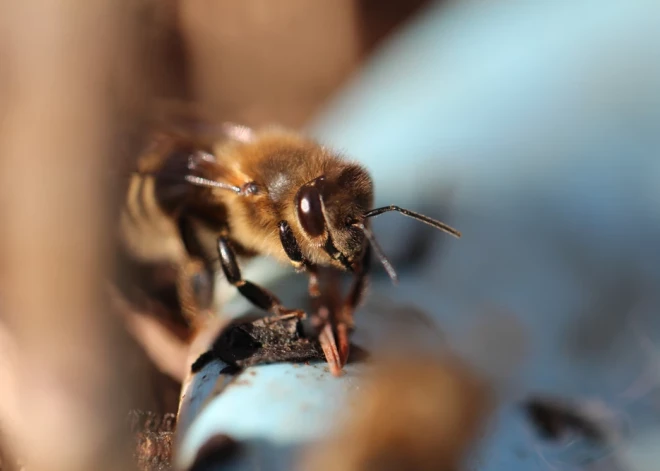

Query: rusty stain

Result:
[190,433,241,471]
[134,431,175,471]
[128,410,177,433]
[128,410,177,471]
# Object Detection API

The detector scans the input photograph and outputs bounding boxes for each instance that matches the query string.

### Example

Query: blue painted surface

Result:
[176,360,364,470]
[177,0,660,469]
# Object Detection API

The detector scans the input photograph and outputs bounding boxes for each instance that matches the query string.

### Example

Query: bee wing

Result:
[129,132,246,200]
[162,120,255,147]
[126,100,257,196]
[151,147,244,195]
[150,99,256,146]
[217,122,255,143]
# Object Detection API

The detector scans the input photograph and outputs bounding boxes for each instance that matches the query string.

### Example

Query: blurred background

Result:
[1,0,659,470]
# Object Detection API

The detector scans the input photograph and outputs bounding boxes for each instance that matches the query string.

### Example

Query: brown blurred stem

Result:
[0,1,165,470]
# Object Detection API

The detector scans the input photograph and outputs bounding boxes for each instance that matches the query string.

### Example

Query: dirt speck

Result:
[191,316,324,372]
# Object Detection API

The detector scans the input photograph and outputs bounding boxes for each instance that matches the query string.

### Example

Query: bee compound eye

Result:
[296,185,326,237]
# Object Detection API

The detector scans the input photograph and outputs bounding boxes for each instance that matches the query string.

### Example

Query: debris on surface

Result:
[191,316,325,373]
[128,410,177,471]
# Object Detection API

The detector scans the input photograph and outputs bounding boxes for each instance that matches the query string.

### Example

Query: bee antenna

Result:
[354,223,399,285]
[184,175,241,194]
[363,205,462,238]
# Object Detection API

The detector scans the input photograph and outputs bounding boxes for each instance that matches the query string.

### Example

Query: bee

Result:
[115,110,461,375]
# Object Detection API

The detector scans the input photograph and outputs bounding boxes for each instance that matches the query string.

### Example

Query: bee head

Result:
[294,164,373,271]
[293,161,461,281]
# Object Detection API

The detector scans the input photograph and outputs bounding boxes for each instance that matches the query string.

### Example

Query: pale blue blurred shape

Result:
[310,0,660,206]
[178,0,660,469]
[621,429,660,471]
[176,362,363,470]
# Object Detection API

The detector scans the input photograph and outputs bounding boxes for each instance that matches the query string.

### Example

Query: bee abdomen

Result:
[119,173,188,265]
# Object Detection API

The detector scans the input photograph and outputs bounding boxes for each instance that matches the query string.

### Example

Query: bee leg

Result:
[278,220,343,374]
[309,269,345,376]
[318,309,343,376]
[278,220,308,268]
[337,245,372,366]
[278,220,323,300]
[217,234,305,319]
[306,264,321,298]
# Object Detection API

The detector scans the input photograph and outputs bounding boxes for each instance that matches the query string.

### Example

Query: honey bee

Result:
[115,111,461,375]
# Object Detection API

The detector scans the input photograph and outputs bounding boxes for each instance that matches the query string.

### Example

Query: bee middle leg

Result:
[217,234,305,319]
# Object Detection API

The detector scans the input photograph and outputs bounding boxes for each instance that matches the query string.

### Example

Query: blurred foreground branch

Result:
[0,1,168,470]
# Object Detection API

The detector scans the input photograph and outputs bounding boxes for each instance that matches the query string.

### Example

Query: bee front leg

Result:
[278,220,342,375]
[277,220,323,298]
[337,244,372,366]
[217,234,305,320]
